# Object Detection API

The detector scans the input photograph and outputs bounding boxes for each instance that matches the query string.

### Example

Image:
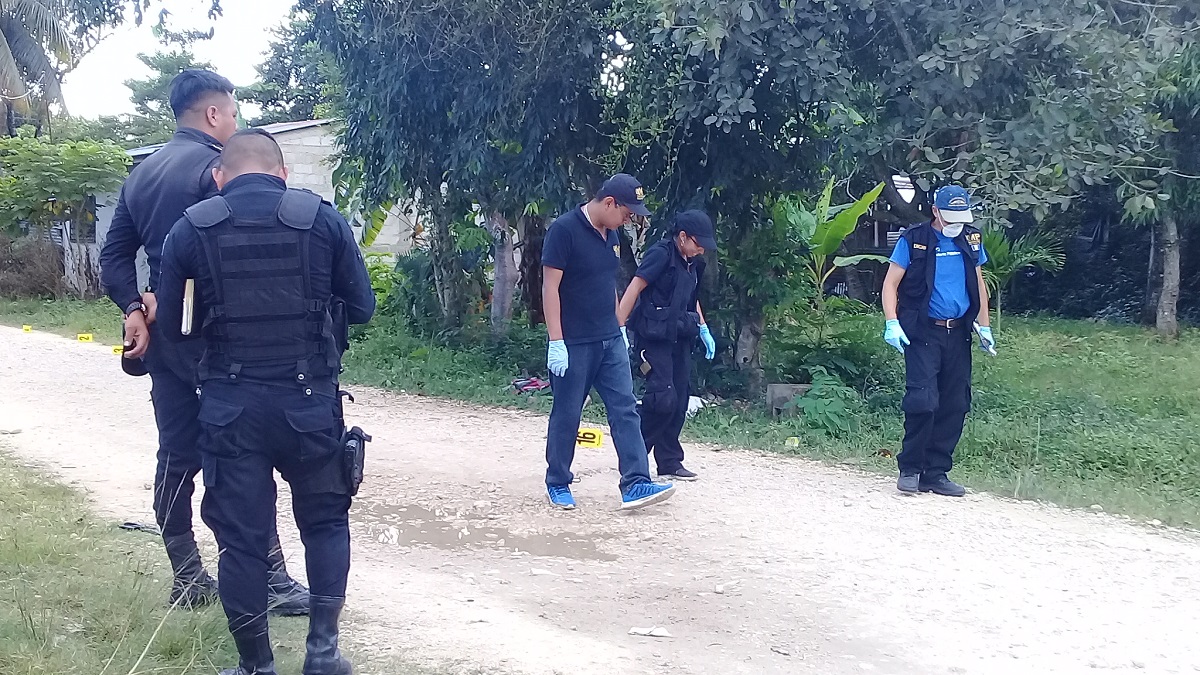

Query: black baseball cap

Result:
[597,173,651,217]
[675,210,718,251]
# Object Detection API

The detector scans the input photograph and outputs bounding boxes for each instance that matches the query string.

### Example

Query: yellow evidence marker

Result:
[22,325,32,332]
[576,428,604,448]
[112,345,125,355]
[77,333,94,342]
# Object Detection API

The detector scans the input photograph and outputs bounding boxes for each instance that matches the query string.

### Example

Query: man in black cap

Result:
[618,210,718,480]
[541,174,676,511]
[99,69,308,614]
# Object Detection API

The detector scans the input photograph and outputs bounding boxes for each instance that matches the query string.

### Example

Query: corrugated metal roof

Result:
[127,119,334,161]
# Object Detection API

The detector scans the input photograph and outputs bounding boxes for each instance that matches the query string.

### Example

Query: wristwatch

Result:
[124,300,146,317]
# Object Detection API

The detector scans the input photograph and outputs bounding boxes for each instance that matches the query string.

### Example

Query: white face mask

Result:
[942,222,965,238]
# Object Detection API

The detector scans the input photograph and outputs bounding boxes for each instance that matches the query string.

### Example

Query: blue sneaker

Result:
[620,481,676,511]
[547,484,576,510]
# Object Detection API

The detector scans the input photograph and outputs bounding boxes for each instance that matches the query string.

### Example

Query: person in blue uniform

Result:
[617,210,718,481]
[158,129,375,675]
[541,173,677,511]
[881,185,996,497]
[99,69,308,613]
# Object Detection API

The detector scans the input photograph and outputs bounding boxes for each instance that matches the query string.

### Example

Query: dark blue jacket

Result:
[157,174,375,384]
[100,128,223,311]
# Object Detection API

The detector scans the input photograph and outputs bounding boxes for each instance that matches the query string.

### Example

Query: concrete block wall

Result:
[277,126,337,202]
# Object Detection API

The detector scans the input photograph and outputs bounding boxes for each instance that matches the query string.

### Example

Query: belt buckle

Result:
[943,318,956,329]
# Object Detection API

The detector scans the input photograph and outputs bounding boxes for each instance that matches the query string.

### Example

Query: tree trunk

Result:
[518,214,546,327]
[1143,223,1163,325]
[487,211,517,336]
[734,311,765,396]
[1156,214,1181,338]
[842,262,869,302]
[429,208,465,329]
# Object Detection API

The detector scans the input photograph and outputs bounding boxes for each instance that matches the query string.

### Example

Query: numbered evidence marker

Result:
[77,333,94,342]
[576,428,605,448]
[22,325,32,332]
[112,345,124,355]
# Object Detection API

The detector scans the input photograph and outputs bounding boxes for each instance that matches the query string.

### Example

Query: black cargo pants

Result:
[197,379,351,639]
[637,337,692,475]
[897,320,973,477]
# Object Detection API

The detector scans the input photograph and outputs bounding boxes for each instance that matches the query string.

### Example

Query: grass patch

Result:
[0,448,311,674]
[5,300,1199,526]
[347,314,1200,526]
[0,298,123,344]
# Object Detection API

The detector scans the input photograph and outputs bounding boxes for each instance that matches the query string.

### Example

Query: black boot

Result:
[303,596,352,675]
[266,534,310,616]
[163,533,218,609]
[219,632,278,675]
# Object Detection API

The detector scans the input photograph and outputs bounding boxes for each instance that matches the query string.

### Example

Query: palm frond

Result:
[0,27,32,114]
[0,13,65,106]
[980,226,1065,296]
[1,0,72,64]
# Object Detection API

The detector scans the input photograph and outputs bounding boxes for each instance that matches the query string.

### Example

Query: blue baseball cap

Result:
[674,210,718,251]
[933,185,975,224]
[597,174,651,217]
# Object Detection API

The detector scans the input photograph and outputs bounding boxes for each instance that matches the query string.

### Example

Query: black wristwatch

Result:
[124,300,146,317]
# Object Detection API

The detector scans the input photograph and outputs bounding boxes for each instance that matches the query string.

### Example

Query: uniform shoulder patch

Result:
[966,232,982,246]
[913,243,928,251]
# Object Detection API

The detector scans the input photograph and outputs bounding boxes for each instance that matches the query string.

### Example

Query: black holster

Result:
[337,389,369,496]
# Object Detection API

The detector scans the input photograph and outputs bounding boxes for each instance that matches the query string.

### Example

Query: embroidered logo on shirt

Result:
[913,243,928,250]
[966,232,981,245]
[613,245,620,257]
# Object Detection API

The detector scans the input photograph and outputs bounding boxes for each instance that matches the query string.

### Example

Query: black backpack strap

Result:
[184,196,232,229]
[277,189,323,230]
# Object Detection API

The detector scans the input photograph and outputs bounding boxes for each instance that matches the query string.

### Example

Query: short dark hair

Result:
[169,69,235,120]
[219,129,285,176]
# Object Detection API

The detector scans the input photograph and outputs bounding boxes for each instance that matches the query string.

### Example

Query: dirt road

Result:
[2,325,1199,675]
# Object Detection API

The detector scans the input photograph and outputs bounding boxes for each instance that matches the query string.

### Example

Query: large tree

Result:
[311,0,613,332]
[242,12,339,126]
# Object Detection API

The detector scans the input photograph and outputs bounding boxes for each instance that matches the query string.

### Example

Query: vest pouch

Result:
[678,311,701,341]
[636,305,678,342]
[196,397,246,458]
[285,403,339,462]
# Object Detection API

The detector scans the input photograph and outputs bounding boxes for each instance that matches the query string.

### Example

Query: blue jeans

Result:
[545,336,653,492]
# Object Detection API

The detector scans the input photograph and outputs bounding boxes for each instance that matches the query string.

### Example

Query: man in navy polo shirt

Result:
[881,185,996,497]
[541,174,677,511]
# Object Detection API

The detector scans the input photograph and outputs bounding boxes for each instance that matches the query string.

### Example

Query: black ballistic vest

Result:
[631,238,702,344]
[184,189,338,384]
[896,222,982,337]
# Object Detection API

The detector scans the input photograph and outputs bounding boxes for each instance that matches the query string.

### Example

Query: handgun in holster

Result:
[337,389,370,496]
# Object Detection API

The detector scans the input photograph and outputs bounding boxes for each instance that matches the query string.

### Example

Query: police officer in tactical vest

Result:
[618,210,718,480]
[156,129,376,675]
[99,70,308,613]
[881,185,996,497]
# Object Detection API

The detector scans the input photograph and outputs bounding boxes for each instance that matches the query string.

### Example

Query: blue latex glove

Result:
[698,324,716,360]
[620,326,630,349]
[547,340,569,377]
[976,324,997,356]
[883,319,910,355]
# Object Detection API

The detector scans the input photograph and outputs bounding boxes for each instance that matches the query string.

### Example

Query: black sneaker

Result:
[897,472,920,493]
[919,474,966,497]
[660,467,699,481]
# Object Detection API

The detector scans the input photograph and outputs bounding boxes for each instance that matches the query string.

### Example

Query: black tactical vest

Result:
[631,238,702,344]
[184,189,338,384]
[896,222,982,337]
